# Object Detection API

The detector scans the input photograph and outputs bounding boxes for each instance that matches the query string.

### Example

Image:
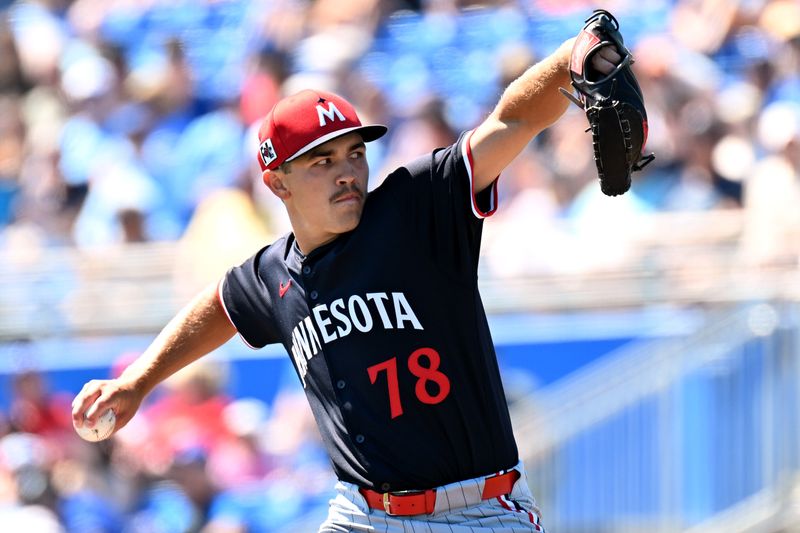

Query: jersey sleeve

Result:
[218,247,279,349]
[396,129,500,278]
[459,129,499,219]
[411,129,499,219]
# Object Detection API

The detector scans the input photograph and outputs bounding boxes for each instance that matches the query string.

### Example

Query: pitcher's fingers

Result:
[597,45,622,64]
[592,55,616,74]
[83,392,113,425]
[592,47,622,75]
[71,383,103,427]
[72,392,102,427]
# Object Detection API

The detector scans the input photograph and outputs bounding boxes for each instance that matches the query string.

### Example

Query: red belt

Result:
[359,470,520,516]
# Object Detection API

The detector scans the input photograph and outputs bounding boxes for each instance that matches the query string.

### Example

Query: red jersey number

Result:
[367,347,451,419]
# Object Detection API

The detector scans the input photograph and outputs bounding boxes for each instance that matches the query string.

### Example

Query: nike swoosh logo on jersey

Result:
[279,280,292,298]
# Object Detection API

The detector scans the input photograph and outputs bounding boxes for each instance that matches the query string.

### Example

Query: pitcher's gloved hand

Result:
[561,9,655,196]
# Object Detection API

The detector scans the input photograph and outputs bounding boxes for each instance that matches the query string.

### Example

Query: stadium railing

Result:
[512,303,800,533]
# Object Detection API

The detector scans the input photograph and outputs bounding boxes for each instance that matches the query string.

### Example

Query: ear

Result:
[263,170,291,200]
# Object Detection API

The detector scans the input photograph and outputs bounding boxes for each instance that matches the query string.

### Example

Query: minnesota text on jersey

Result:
[291,291,424,386]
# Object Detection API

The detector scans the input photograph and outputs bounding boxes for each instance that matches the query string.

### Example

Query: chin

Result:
[341,216,362,233]
[335,210,363,233]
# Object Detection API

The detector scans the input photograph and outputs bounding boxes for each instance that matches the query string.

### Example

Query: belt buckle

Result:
[382,489,424,516]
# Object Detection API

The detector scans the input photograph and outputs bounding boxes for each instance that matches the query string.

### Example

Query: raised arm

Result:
[469,38,620,192]
[71,281,236,435]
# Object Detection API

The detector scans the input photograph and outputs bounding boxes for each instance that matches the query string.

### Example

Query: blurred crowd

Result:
[0,0,796,276]
[0,0,799,530]
[0,362,335,532]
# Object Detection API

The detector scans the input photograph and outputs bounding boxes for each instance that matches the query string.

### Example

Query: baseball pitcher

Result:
[72,12,645,532]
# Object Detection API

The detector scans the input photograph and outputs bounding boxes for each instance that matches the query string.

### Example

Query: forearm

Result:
[72,281,237,432]
[493,39,573,133]
[119,282,236,397]
[469,39,573,189]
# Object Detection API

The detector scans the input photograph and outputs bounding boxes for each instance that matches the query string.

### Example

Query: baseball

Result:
[74,408,116,442]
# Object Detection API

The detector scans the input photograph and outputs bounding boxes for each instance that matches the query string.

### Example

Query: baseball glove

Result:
[561,9,655,196]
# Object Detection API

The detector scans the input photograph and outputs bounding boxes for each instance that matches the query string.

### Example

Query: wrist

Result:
[117,365,156,398]
[556,37,575,68]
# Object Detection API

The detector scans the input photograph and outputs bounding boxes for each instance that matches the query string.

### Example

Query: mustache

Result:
[330,186,364,203]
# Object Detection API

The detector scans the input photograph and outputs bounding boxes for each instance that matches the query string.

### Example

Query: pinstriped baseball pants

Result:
[319,462,545,532]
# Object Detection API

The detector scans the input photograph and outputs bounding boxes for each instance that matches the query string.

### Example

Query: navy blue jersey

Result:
[219,131,518,491]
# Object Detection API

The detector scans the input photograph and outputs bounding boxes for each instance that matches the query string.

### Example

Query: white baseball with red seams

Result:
[74,408,116,442]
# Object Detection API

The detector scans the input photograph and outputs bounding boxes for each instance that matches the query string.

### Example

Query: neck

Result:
[293,230,340,256]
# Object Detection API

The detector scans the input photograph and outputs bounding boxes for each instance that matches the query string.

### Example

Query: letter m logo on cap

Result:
[317,102,346,127]
[259,138,277,167]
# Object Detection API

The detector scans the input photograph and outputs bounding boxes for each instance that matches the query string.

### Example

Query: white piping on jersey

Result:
[461,129,499,219]
[217,277,259,350]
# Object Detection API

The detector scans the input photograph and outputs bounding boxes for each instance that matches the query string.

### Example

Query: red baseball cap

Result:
[256,89,387,171]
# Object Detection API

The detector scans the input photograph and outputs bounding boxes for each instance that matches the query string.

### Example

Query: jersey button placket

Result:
[355,434,365,444]
[309,290,319,301]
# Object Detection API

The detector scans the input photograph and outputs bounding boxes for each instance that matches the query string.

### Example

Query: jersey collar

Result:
[285,232,352,271]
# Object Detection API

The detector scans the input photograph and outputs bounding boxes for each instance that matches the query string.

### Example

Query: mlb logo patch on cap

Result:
[256,89,387,171]
[259,138,277,167]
